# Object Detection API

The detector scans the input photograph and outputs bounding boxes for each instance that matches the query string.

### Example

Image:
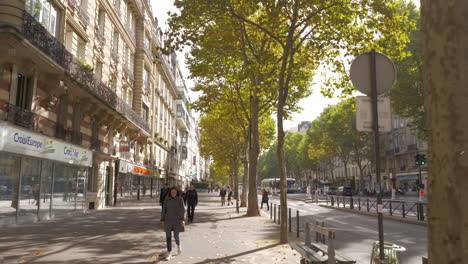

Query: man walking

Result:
[160,184,169,206]
[185,185,198,223]
[219,186,227,206]
[260,188,269,210]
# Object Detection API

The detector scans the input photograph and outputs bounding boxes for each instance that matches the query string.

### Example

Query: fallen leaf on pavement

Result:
[32,251,44,256]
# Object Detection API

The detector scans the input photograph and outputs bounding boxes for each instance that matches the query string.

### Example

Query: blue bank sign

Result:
[0,122,92,167]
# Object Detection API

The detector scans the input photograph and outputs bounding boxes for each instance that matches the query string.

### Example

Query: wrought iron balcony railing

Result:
[3,103,38,130]
[22,11,150,133]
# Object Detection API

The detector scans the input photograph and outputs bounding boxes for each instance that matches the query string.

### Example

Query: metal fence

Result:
[322,195,427,222]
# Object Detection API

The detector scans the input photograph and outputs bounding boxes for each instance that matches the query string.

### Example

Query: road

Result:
[266,196,428,263]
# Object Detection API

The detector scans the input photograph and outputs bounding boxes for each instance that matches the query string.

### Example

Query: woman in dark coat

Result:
[161,187,185,260]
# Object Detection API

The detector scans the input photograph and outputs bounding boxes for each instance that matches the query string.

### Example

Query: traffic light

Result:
[415,154,427,165]
[420,155,426,165]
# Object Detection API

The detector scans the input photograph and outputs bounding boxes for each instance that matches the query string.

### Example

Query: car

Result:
[337,186,353,196]
[327,187,338,195]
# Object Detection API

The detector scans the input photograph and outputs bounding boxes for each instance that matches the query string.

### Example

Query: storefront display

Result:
[0,122,92,225]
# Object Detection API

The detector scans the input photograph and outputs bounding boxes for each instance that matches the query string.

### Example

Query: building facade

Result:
[0,0,204,226]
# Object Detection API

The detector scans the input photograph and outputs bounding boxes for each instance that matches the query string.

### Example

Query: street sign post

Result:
[356,96,392,132]
[350,50,396,264]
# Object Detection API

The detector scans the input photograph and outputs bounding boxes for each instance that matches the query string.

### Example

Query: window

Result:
[112,31,119,54]
[144,33,151,51]
[143,68,150,93]
[114,0,120,13]
[25,0,59,36]
[77,40,86,60]
[95,61,103,81]
[65,31,73,51]
[142,104,149,121]
[15,74,33,110]
[127,89,133,106]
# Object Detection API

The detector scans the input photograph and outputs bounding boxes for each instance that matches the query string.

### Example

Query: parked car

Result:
[337,186,353,196]
[327,187,338,195]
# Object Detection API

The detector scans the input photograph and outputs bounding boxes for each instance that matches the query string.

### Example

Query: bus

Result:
[260,178,297,195]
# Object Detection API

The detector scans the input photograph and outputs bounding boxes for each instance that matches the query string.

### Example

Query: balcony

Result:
[3,103,37,131]
[22,11,150,133]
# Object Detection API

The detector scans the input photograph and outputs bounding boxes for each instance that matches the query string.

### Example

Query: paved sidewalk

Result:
[0,193,301,264]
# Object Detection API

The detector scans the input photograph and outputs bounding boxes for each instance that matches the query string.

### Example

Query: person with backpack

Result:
[161,187,185,260]
[219,187,227,206]
[185,185,198,224]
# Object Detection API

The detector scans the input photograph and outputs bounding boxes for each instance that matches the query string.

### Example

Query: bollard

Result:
[358,198,361,211]
[402,202,406,218]
[331,196,334,206]
[274,204,276,223]
[278,205,281,225]
[296,210,300,238]
[417,203,421,221]
[350,197,354,209]
[389,201,393,216]
[289,208,292,232]
[270,203,273,219]
[367,199,370,212]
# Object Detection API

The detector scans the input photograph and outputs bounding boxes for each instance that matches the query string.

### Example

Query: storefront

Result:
[396,172,428,195]
[0,122,92,226]
[114,160,160,203]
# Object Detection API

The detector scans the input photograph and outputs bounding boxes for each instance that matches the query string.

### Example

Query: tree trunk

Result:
[277,101,288,243]
[241,152,248,207]
[422,1,468,262]
[246,92,260,216]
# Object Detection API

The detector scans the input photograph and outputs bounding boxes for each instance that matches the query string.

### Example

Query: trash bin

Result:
[370,242,406,264]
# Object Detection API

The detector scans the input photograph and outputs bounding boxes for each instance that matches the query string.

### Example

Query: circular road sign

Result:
[350,51,396,96]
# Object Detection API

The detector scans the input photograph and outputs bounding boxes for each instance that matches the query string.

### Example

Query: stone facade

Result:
[0,0,201,218]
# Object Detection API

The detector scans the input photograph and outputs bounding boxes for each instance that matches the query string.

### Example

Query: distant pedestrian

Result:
[227,186,233,206]
[185,185,198,223]
[260,188,269,210]
[159,184,169,206]
[161,187,185,260]
[219,187,227,206]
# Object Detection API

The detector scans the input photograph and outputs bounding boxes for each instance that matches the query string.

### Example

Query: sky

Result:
[151,0,419,131]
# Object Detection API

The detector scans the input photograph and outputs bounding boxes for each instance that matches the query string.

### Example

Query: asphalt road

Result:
[266,196,428,264]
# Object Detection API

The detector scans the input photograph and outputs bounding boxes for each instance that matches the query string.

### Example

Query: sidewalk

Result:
[0,193,301,264]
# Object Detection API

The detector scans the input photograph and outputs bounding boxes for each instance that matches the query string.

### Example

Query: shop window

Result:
[53,164,78,213]
[18,157,42,220]
[25,0,59,37]
[0,153,21,223]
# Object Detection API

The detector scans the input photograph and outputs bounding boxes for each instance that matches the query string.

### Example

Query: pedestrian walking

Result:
[219,187,227,206]
[161,187,185,260]
[159,184,169,206]
[227,186,233,206]
[260,188,269,210]
[185,185,198,223]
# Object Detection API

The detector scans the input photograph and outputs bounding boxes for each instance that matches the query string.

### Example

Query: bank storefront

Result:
[115,160,161,202]
[396,171,428,195]
[0,122,92,226]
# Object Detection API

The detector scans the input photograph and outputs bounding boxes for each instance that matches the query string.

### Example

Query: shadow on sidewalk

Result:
[192,243,281,264]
